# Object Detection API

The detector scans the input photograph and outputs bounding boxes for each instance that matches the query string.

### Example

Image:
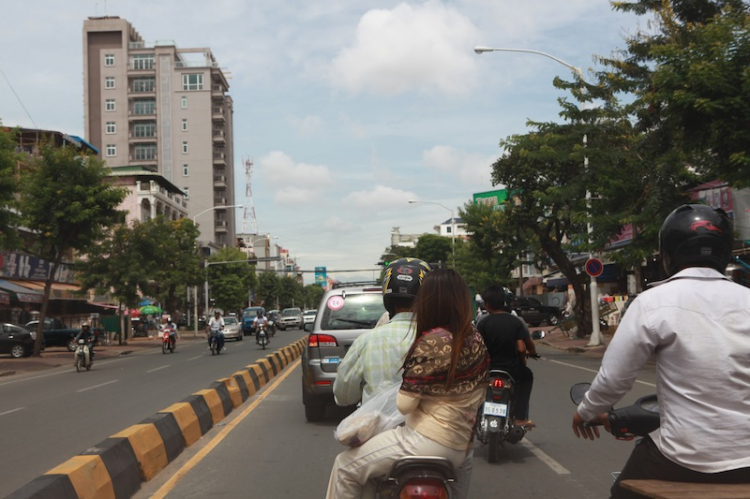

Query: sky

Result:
[0,0,641,284]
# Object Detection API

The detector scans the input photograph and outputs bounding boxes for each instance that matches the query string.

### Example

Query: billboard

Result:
[472,189,507,210]
[314,267,327,287]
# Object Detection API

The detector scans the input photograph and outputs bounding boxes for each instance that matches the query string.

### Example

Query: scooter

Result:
[475,370,530,463]
[162,327,176,354]
[256,323,269,349]
[74,339,93,372]
[208,326,223,355]
[376,456,457,498]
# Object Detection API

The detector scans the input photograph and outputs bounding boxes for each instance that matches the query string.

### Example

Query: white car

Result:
[303,310,317,325]
[223,316,243,341]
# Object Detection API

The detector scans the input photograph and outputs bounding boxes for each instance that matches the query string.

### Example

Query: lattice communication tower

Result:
[242,157,259,235]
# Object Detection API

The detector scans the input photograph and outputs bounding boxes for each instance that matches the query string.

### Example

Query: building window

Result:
[182,74,203,91]
[182,119,188,131]
[181,96,188,109]
[105,77,115,89]
[104,54,115,66]
[182,141,188,154]
[134,145,157,160]
[183,164,189,176]
[132,77,155,93]
[132,54,154,70]
[105,122,116,134]
[106,144,116,157]
[183,187,189,199]
[133,99,156,115]
[133,122,156,138]
[105,99,116,112]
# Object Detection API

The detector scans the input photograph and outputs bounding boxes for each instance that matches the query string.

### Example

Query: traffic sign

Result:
[585,258,604,277]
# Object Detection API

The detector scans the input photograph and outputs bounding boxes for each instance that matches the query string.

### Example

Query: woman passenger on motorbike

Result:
[326,269,489,499]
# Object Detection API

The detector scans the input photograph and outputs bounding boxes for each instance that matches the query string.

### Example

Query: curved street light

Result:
[408,200,456,267]
[474,46,603,346]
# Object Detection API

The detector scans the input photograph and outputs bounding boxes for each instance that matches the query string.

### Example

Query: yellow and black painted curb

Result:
[8,338,307,499]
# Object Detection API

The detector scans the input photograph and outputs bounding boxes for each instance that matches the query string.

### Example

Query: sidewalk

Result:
[0,333,205,377]
[536,325,612,359]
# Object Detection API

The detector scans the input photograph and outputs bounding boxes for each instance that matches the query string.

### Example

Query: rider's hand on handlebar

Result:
[572,412,608,440]
[527,353,541,360]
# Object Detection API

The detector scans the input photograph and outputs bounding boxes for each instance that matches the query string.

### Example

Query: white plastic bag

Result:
[334,383,405,447]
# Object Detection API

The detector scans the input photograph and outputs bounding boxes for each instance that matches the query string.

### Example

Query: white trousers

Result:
[326,425,467,499]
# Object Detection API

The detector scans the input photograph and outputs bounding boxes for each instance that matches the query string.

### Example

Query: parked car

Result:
[26,318,100,352]
[510,297,561,327]
[301,284,385,421]
[1,323,36,358]
[279,307,303,330]
[303,309,317,325]
[223,316,243,341]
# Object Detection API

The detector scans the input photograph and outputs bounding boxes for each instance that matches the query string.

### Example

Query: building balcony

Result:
[212,130,226,143]
[129,154,158,165]
[213,152,226,165]
[212,85,224,97]
[213,197,228,206]
[129,110,157,120]
[215,220,228,233]
[128,131,157,142]
[212,107,225,122]
[213,174,227,189]
[127,64,155,74]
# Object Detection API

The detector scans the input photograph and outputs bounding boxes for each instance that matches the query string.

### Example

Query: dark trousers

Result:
[612,436,750,498]
[511,365,533,421]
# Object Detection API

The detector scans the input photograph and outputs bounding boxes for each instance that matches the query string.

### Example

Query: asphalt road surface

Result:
[0,330,308,498]
[133,343,658,499]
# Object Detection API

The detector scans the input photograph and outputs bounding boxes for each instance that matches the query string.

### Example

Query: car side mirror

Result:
[303,323,313,333]
[531,330,546,340]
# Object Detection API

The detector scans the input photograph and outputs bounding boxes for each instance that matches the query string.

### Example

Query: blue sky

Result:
[0,1,640,284]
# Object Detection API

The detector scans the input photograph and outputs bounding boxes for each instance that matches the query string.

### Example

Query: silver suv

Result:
[301,283,385,421]
[279,307,303,330]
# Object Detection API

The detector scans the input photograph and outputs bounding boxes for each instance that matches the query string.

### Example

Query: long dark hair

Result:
[411,268,474,386]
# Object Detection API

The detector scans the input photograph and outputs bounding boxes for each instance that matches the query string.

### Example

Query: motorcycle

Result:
[74,339,93,372]
[267,319,276,337]
[256,323,269,349]
[475,369,530,463]
[162,327,176,354]
[376,456,456,498]
[570,382,660,481]
[208,325,223,355]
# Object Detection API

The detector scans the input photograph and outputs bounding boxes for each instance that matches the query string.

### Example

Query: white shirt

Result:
[577,267,750,473]
[208,317,224,329]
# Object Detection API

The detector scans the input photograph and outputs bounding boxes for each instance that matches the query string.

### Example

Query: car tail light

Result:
[492,378,503,389]
[308,334,338,348]
[399,478,448,499]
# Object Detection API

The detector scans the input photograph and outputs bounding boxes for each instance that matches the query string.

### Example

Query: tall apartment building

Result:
[82,16,237,247]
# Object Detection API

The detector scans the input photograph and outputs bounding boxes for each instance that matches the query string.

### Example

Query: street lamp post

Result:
[191,203,244,335]
[408,200,455,267]
[474,46,603,346]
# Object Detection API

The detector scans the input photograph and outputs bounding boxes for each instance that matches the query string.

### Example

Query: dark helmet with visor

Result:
[382,258,432,316]
[659,204,733,277]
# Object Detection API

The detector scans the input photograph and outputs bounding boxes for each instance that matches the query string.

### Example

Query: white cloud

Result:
[328,1,481,96]
[288,114,324,135]
[422,145,495,186]
[342,185,418,211]
[272,186,318,205]
[257,151,333,203]
[321,217,358,232]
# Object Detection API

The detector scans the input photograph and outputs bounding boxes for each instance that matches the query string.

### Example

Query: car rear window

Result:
[282,309,301,316]
[319,293,385,331]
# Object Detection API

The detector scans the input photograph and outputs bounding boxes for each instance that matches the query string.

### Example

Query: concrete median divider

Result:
[8,338,307,499]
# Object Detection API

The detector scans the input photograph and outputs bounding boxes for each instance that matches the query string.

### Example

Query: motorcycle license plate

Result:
[321,357,340,364]
[483,402,508,417]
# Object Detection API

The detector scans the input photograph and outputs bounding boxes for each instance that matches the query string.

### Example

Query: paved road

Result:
[134,343,657,499]
[0,330,307,498]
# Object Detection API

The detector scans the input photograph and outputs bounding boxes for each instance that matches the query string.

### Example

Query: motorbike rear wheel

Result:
[162,342,168,354]
[75,354,83,373]
[488,432,500,463]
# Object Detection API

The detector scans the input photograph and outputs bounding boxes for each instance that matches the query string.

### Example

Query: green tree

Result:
[207,246,256,314]
[255,271,280,308]
[19,145,126,355]
[414,234,453,268]
[0,124,19,249]
[302,284,326,310]
[278,276,303,309]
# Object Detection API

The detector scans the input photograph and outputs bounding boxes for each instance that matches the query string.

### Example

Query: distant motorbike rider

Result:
[74,322,97,360]
[572,205,750,498]
[207,311,225,351]
[165,319,178,345]
[253,311,269,344]
[477,285,538,428]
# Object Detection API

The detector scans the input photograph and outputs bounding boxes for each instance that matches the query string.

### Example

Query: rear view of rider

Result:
[207,310,225,351]
[253,311,269,344]
[572,204,750,497]
[74,322,97,360]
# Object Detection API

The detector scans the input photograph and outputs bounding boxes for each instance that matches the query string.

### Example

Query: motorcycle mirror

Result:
[531,330,546,340]
[570,383,591,405]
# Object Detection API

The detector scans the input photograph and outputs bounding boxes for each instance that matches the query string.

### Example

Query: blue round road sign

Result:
[585,258,604,277]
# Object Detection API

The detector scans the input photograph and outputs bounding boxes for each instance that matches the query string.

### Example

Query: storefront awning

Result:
[0,279,43,303]
[3,280,82,299]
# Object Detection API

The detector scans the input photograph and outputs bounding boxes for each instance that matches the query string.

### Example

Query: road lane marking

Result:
[147,365,170,373]
[149,357,302,499]
[77,380,119,393]
[187,356,202,361]
[520,439,570,475]
[0,407,24,416]
[547,359,656,387]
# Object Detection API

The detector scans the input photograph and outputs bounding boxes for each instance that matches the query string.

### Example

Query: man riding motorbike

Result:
[74,322,97,360]
[253,311,269,344]
[572,205,750,497]
[333,258,476,499]
[207,310,225,351]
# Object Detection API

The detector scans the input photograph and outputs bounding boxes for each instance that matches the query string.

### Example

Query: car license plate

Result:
[483,402,507,417]
[321,357,341,364]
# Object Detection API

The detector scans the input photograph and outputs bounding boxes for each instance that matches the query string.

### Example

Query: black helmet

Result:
[659,204,733,276]
[382,258,432,316]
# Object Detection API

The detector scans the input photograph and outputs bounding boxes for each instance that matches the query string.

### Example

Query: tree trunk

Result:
[32,260,61,357]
